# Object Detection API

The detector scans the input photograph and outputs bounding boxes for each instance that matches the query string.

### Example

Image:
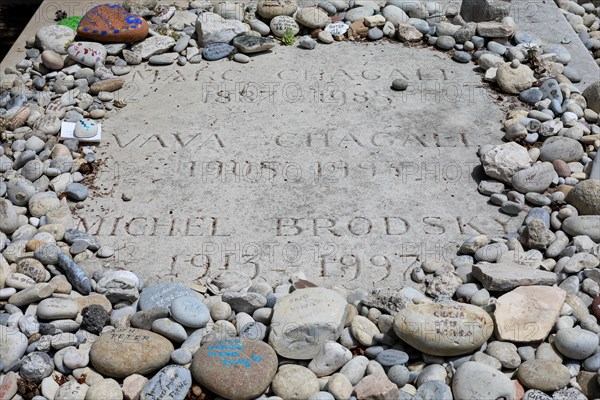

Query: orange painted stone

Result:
[77,4,148,43]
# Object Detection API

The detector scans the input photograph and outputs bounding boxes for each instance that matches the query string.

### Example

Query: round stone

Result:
[90,328,174,378]
[20,352,54,383]
[367,27,383,40]
[566,180,600,215]
[453,51,471,63]
[453,361,515,399]
[65,183,89,201]
[554,328,599,360]
[540,136,584,163]
[191,338,278,400]
[393,302,493,356]
[170,295,210,328]
[272,364,320,399]
[86,379,123,400]
[517,359,570,391]
[435,35,456,50]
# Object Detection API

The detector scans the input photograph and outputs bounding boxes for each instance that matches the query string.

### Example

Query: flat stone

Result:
[67,42,107,67]
[272,365,319,399]
[540,136,584,163]
[453,361,515,399]
[472,263,558,291]
[170,295,210,328]
[90,328,174,378]
[512,162,555,193]
[233,35,276,54]
[268,287,348,359]
[37,298,78,320]
[131,36,175,60]
[138,282,196,310]
[476,21,514,37]
[354,374,398,399]
[191,338,278,400]
[141,365,191,400]
[202,43,235,61]
[35,25,76,54]
[495,286,566,342]
[393,301,493,356]
[517,360,570,391]
[562,216,600,241]
[196,12,246,47]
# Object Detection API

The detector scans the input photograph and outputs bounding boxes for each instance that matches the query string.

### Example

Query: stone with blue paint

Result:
[203,43,234,61]
[73,118,99,139]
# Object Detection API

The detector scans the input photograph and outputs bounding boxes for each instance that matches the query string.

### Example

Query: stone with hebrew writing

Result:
[268,287,349,359]
[89,328,174,378]
[191,337,278,400]
[393,301,494,356]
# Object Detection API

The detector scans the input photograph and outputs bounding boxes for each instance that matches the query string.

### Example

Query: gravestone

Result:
[79,43,523,289]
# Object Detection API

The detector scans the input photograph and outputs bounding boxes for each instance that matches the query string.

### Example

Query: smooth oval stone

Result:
[138,282,196,311]
[67,42,107,67]
[151,318,188,343]
[540,136,584,163]
[191,338,278,400]
[202,43,234,61]
[37,298,79,320]
[375,349,409,366]
[554,328,599,360]
[453,362,515,399]
[270,15,300,37]
[90,328,174,378]
[73,118,99,139]
[517,359,570,391]
[453,51,471,63]
[233,53,250,63]
[170,295,210,328]
[140,365,191,400]
[148,55,175,65]
[77,4,149,43]
[393,301,493,356]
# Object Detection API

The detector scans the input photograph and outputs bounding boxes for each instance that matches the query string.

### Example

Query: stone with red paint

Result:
[67,42,107,67]
[77,4,148,43]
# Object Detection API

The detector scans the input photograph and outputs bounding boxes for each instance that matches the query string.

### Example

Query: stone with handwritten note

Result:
[494,286,566,342]
[269,287,349,359]
[140,365,191,400]
[393,301,494,356]
[90,328,174,378]
[191,338,277,400]
[138,282,196,311]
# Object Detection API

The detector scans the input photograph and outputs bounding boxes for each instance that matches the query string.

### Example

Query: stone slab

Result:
[75,42,524,289]
[473,263,558,291]
[509,0,599,89]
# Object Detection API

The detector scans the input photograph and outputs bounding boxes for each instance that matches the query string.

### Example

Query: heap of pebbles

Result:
[555,0,600,66]
[1,0,600,399]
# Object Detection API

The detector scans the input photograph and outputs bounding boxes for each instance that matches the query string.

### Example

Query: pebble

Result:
[86,379,123,400]
[518,359,570,391]
[308,341,352,377]
[554,328,599,359]
[453,361,515,399]
[392,78,409,91]
[170,295,210,328]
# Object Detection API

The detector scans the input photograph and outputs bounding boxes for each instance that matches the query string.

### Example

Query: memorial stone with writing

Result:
[191,338,278,400]
[233,36,277,54]
[140,365,191,400]
[393,301,494,356]
[202,43,235,61]
[270,16,300,37]
[170,295,210,328]
[494,286,566,342]
[269,287,349,359]
[138,282,196,311]
[130,36,176,60]
[35,25,76,55]
[89,328,174,378]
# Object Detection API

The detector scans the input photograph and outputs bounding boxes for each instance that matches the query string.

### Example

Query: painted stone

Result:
[67,42,107,67]
[191,338,278,400]
[74,119,99,139]
[77,4,149,43]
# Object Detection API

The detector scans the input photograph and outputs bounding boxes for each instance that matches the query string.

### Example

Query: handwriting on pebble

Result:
[207,339,263,368]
